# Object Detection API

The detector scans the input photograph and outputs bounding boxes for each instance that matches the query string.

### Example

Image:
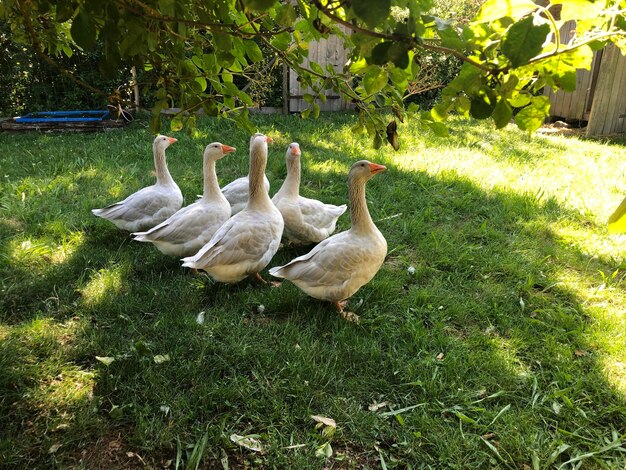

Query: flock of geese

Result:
[92,133,387,321]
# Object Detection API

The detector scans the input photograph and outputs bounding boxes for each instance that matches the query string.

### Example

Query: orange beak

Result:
[167,137,177,144]
[221,144,236,154]
[292,146,301,156]
[265,136,273,143]
[369,162,386,174]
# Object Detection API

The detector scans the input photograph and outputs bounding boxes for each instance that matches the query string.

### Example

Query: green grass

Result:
[1,113,626,469]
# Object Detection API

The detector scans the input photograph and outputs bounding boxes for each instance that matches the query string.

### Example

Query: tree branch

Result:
[15,0,109,98]
[313,0,494,73]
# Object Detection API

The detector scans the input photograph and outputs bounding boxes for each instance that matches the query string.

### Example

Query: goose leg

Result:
[252,272,281,287]
[333,300,360,323]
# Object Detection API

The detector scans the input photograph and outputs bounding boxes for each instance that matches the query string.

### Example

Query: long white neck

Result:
[348,175,376,234]
[154,145,175,186]
[277,154,301,198]
[247,142,272,210]
[201,157,225,202]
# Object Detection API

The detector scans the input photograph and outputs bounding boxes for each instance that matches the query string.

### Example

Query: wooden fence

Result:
[287,26,353,113]
[544,21,626,136]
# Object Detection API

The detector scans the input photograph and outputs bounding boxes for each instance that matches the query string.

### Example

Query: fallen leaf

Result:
[436,352,445,361]
[368,401,388,412]
[196,311,205,325]
[230,434,264,453]
[49,443,62,454]
[481,432,495,440]
[311,415,336,428]
[574,349,588,357]
[95,356,115,366]
[315,441,333,458]
[153,354,170,364]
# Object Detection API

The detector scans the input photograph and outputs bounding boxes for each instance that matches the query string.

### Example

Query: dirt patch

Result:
[67,432,170,470]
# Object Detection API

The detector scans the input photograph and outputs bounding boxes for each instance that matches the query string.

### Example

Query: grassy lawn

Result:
[1,113,626,469]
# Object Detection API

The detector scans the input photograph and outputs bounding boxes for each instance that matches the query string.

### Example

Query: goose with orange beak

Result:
[133,142,236,257]
[182,134,284,283]
[272,142,347,245]
[270,160,388,322]
[92,135,183,232]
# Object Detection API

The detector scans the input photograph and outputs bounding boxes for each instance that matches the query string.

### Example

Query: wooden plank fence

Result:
[587,44,626,135]
[545,21,626,135]
[288,25,353,113]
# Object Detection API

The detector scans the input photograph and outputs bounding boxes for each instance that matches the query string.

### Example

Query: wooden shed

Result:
[544,22,626,136]
[287,26,354,112]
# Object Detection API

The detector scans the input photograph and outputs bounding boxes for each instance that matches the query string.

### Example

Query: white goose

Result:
[131,142,236,257]
[181,134,284,283]
[221,133,270,215]
[270,160,387,322]
[272,142,346,244]
[92,135,183,232]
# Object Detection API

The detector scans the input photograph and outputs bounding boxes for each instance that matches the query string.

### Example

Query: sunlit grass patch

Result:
[80,265,129,306]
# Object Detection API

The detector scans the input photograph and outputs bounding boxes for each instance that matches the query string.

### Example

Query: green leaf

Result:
[492,99,512,129]
[352,0,390,28]
[158,0,175,16]
[612,36,626,56]
[193,77,207,92]
[270,31,291,51]
[349,58,370,74]
[475,0,537,23]
[553,0,604,21]
[509,92,531,107]
[452,410,476,424]
[170,117,183,132]
[363,68,388,94]
[244,40,263,63]
[213,32,232,52]
[431,102,450,121]
[470,93,495,119]
[373,132,383,149]
[389,66,408,87]
[439,27,464,51]
[427,121,449,137]
[455,95,471,115]
[275,3,296,27]
[310,62,325,76]
[242,0,275,11]
[95,356,115,366]
[608,196,626,234]
[371,42,392,65]
[71,11,97,49]
[315,442,333,458]
[501,17,550,67]
[388,43,409,69]
[515,96,550,132]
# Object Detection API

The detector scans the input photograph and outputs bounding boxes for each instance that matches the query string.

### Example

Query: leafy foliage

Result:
[1,0,624,143]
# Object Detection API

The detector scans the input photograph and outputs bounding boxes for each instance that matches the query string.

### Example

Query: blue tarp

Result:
[15,110,110,123]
